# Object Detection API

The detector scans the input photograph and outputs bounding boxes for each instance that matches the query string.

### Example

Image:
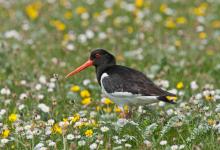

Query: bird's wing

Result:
[102,65,176,99]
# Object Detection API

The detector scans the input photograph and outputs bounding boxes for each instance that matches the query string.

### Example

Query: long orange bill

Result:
[65,59,93,78]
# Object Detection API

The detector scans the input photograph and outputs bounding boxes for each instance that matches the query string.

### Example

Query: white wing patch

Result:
[111,92,133,96]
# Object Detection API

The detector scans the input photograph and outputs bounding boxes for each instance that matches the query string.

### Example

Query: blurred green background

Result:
[1,0,220,86]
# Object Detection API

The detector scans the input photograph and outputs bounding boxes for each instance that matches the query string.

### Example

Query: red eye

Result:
[95,53,101,59]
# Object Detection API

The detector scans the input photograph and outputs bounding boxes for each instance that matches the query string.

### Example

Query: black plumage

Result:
[88,49,176,104]
[66,48,177,104]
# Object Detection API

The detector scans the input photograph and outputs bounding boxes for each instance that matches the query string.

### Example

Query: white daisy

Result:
[67,134,74,140]
[38,103,50,113]
[100,126,109,132]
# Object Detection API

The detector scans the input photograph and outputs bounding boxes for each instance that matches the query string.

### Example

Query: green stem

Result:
[63,134,67,150]
[32,135,34,150]
[14,137,28,150]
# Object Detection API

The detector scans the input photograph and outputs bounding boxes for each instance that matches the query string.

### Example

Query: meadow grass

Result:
[0,0,220,149]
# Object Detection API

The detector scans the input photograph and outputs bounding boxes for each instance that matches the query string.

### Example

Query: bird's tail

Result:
[157,95,177,104]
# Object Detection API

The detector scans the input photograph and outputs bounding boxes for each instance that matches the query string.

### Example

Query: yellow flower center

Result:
[199,32,207,39]
[72,114,80,122]
[1,129,10,138]
[80,90,91,98]
[51,124,62,134]
[25,2,42,20]
[176,17,187,24]
[135,0,144,8]
[81,97,91,105]
[9,114,17,122]
[71,85,80,92]
[50,20,66,31]
[76,6,87,15]
[85,129,93,137]
[165,18,176,29]
[103,98,113,105]
[176,82,184,89]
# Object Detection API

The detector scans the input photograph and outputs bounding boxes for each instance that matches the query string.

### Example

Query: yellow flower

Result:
[114,106,122,113]
[50,20,66,31]
[103,98,113,105]
[1,129,10,138]
[103,107,112,113]
[25,5,38,20]
[85,129,93,137]
[166,96,177,102]
[51,124,62,134]
[176,82,184,89]
[9,114,17,122]
[160,4,168,13]
[80,90,90,98]
[25,2,42,20]
[124,105,129,113]
[64,11,72,19]
[176,17,187,24]
[72,114,80,122]
[205,95,214,101]
[199,32,207,39]
[71,85,80,92]
[212,20,220,28]
[127,26,134,34]
[81,97,91,105]
[175,40,181,47]
[193,3,208,16]
[135,0,144,8]
[76,6,87,15]
[165,18,176,29]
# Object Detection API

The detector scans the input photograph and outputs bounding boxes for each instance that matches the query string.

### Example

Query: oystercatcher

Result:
[66,49,176,116]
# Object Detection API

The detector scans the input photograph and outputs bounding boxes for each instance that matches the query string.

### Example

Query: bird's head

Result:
[65,48,116,78]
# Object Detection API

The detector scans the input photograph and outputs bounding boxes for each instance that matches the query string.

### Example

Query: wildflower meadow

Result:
[0,0,220,149]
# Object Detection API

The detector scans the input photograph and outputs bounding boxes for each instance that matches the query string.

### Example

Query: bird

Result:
[66,49,177,117]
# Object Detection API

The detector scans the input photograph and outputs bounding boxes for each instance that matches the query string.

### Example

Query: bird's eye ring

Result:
[95,53,101,59]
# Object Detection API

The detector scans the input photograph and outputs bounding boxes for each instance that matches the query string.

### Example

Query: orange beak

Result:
[65,59,93,78]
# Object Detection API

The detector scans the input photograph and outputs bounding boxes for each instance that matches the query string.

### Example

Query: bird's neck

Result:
[95,64,115,85]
